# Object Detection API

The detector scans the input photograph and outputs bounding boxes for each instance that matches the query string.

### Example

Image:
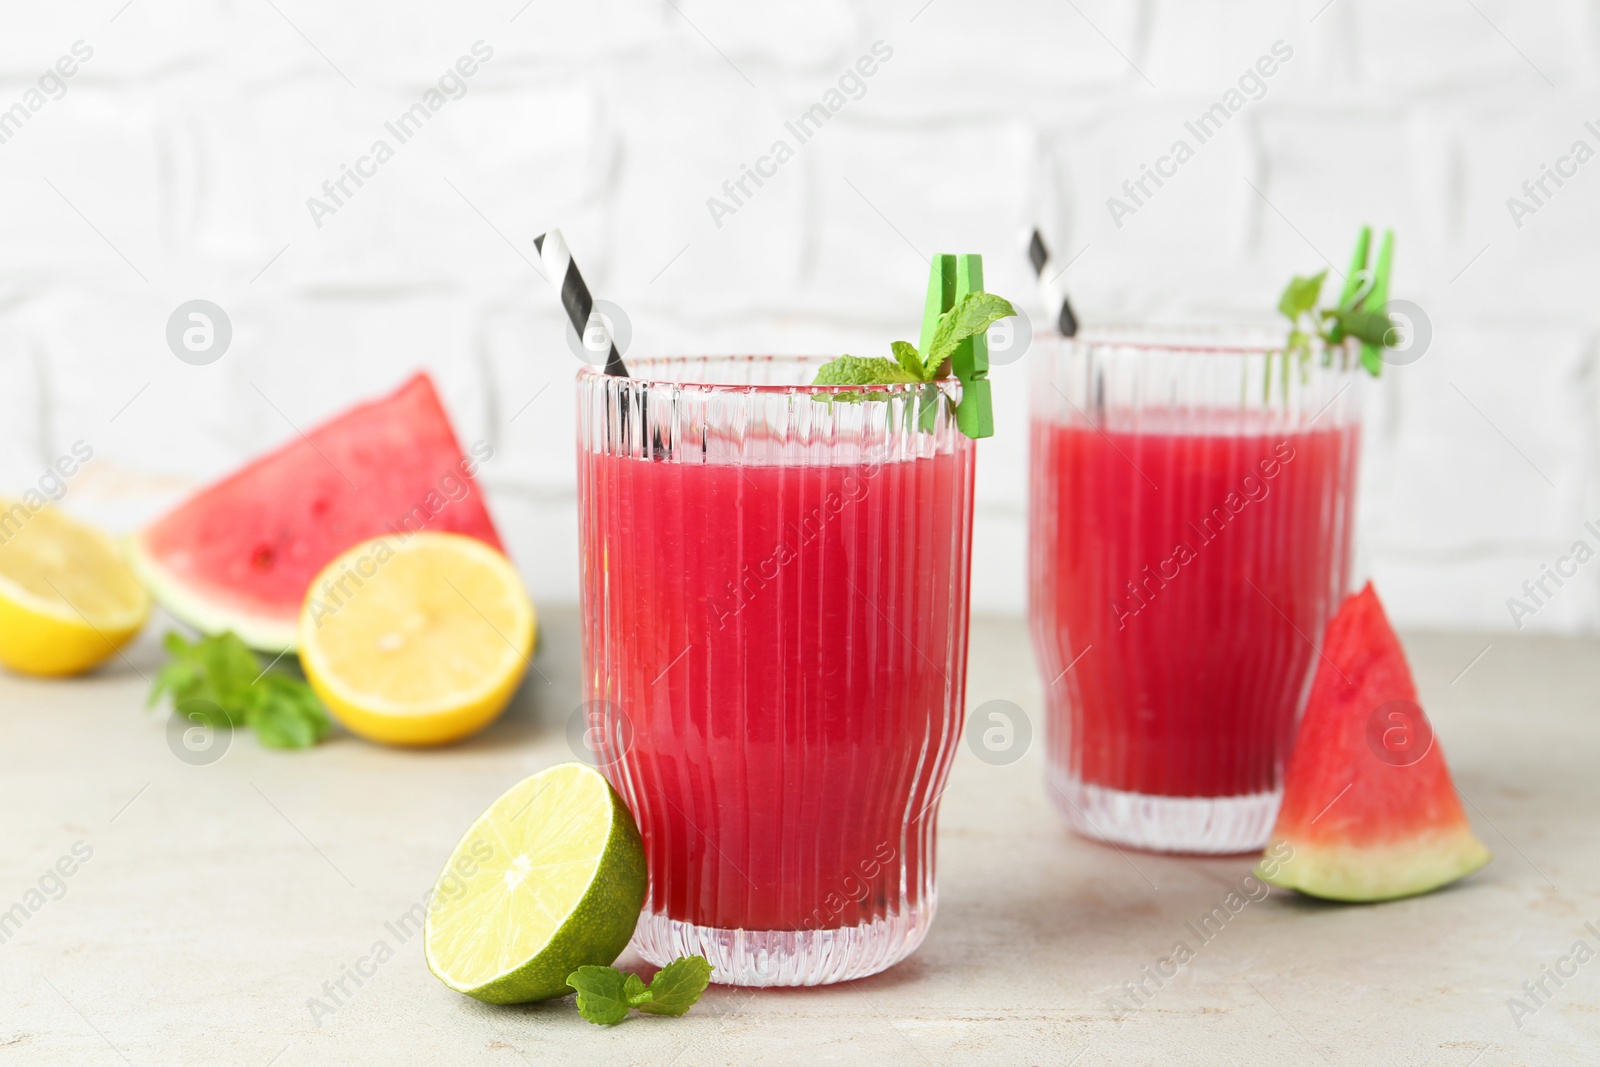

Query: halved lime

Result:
[424,763,647,1003]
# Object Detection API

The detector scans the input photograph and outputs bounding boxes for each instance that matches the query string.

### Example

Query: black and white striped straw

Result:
[533,229,629,377]
[1028,228,1079,338]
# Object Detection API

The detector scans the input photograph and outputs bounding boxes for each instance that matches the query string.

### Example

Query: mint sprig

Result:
[567,956,713,1026]
[810,289,1016,433]
[1277,226,1398,378]
[148,631,332,750]
[812,354,919,388]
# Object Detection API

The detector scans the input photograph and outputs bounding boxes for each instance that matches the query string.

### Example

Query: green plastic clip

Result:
[919,254,957,356]
[1334,225,1372,313]
[917,255,956,432]
[915,253,994,439]
[1360,229,1394,376]
[952,254,993,439]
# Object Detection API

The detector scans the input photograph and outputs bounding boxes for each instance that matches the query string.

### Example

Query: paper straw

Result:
[533,229,629,377]
[1028,228,1079,338]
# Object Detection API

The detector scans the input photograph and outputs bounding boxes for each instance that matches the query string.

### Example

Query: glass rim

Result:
[575,354,960,395]
[1050,322,1347,358]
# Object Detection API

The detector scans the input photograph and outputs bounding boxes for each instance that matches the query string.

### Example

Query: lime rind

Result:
[424,763,647,1004]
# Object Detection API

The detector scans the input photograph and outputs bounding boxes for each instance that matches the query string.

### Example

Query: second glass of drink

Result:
[1029,327,1364,853]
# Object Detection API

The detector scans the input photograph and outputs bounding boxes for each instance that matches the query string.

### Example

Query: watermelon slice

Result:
[1256,582,1490,902]
[127,373,503,652]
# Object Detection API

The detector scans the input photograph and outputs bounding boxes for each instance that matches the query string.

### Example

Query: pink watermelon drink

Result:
[1029,329,1363,853]
[585,450,963,930]
[578,356,975,987]
[1033,419,1359,793]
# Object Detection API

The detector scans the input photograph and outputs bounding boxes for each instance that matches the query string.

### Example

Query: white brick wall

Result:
[1,0,1596,631]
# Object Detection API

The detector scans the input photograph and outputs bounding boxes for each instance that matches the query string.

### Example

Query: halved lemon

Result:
[0,501,150,676]
[424,762,647,1003]
[297,532,535,746]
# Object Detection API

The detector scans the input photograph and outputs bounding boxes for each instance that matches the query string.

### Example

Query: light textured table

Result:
[1,609,1595,1066]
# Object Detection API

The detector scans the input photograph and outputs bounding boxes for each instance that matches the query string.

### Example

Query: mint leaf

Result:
[147,631,331,750]
[925,293,1016,374]
[890,340,925,382]
[567,966,632,1026]
[635,956,713,1017]
[566,957,711,1025]
[811,355,919,388]
[148,635,200,709]
[1277,271,1326,321]
[248,673,333,749]
[1330,307,1393,348]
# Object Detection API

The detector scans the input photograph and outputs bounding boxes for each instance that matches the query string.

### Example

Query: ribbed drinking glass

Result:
[1029,327,1364,853]
[577,356,976,985]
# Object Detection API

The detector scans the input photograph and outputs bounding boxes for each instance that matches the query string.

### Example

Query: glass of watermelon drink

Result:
[1029,326,1364,853]
[577,356,975,986]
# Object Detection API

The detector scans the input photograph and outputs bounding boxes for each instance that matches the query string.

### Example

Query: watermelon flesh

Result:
[128,373,503,652]
[1256,582,1490,902]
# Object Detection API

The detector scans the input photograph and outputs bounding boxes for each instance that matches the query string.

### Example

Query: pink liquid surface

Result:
[581,443,972,932]
[1029,415,1360,799]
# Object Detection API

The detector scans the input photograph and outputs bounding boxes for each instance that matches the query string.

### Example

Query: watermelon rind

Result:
[1257,827,1491,903]
[1255,582,1492,903]
[124,535,298,653]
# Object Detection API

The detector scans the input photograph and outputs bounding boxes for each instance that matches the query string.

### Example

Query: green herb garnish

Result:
[1277,226,1398,378]
[812,256,1015,439]
[811,296,1012,387]
[148,631,332,749]
[567,956,713,1026]
[812,354,921,388]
